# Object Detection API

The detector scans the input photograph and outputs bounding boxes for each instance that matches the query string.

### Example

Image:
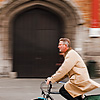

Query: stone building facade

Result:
[0,0,100,78]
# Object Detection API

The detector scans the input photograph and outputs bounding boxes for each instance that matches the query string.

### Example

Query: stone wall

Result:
[0,0,100,77]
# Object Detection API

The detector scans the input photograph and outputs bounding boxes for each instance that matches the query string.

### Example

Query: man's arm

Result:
[47,50,78,84]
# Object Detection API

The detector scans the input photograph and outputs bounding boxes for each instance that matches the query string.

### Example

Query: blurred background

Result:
[0,0,100,78]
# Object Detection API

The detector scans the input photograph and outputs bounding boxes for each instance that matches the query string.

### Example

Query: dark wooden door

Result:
[13,8,63,77]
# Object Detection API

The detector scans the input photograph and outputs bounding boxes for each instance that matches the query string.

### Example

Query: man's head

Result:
[58,38,71,53]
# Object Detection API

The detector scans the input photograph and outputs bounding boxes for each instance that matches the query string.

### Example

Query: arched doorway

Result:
[13,8,63,77]
[0,0,84,78]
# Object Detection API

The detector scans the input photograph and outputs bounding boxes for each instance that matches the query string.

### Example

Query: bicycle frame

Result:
[39,81,100,100]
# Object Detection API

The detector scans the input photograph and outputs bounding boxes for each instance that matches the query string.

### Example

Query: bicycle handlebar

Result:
[40,81,66,95]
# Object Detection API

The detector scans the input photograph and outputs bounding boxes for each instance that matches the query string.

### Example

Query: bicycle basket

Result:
[84,94,100,100]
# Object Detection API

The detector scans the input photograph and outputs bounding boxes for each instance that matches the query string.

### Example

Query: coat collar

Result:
[64,47,72,57]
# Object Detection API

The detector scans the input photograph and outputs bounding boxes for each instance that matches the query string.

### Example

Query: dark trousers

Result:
[59,85,83,100]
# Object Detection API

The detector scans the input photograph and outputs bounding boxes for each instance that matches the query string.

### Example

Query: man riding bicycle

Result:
[46,38,100,100]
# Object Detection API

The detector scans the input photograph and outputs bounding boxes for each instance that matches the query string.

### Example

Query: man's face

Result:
[58,41,68,53]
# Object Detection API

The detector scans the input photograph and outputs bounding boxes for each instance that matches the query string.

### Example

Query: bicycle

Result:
[33,81,100,100]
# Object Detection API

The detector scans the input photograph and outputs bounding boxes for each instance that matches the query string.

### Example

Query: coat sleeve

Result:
[50,50,78,83]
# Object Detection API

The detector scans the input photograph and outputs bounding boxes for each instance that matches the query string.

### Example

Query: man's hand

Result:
[46,77,51,85]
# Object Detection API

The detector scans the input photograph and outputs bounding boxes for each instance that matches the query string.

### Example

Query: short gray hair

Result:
[59,38,71,47]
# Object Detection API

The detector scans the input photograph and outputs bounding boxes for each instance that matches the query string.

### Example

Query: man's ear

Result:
[65,44,69,50]
[64,44,68,47]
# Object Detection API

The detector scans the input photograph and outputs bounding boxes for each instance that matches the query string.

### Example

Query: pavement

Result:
[0,78,100,100]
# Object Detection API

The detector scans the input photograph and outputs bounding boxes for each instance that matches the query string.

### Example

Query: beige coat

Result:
[50,49,100,98]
